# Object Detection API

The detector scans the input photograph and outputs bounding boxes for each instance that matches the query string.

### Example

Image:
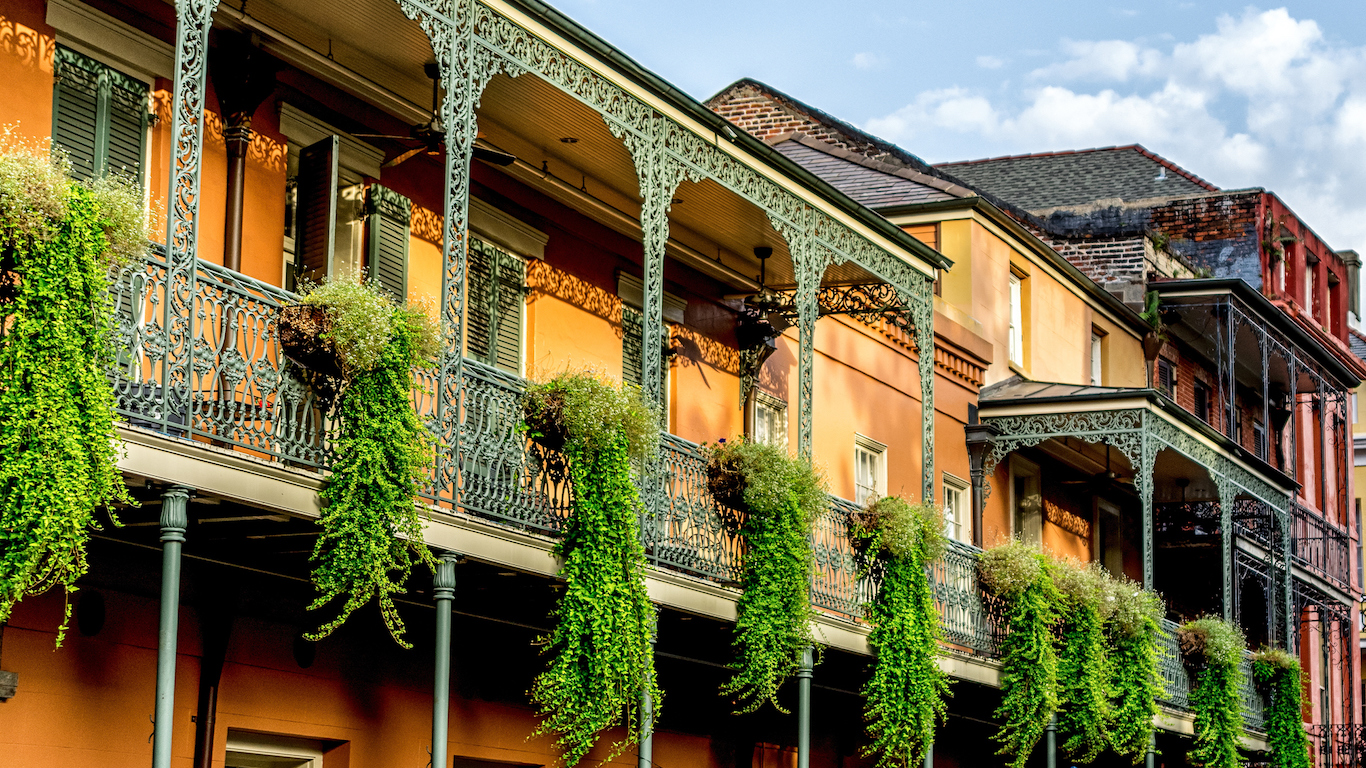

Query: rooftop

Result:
[772,135,971,209]
[936,146,1218,212]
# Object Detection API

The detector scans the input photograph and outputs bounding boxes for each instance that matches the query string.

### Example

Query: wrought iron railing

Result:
[1291,502,1353,590]
[1156,619,1267,731]
[1308,724,1366,768]
[108,255,1276,724]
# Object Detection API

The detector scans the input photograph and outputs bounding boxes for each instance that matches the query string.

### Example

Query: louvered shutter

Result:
[466,238,495,362]
[52,48,101,180]
[294,136,339,283]
[52,46,148,181]
[366,184,411,300]
[494,253,524,373]
[622,306,668,412]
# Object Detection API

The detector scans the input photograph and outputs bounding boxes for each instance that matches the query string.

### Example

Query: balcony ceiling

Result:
[213,0,889,293]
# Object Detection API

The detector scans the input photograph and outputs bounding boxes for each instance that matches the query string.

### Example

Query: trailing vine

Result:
[1180,617,1247,768]
[1052,560,1112,764]
[849,496,951,768]
[708,437,826,714]
[1106,580,1165,762]
[523,371,660,767]
[1251,649,1310,768]
[979,540,1060,768]
[0,134,144,645]
[299,276,439,646]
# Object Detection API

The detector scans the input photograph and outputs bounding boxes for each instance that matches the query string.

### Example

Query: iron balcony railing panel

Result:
[655,434,744,584]
[929,539,1001,656]
[1291,502,1353,590]
[1157,619,1191,710]
[815,497,868,620]
[1307,724,1366,768]
[109,248,177,432]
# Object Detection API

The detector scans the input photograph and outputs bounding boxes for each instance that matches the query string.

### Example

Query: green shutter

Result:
[52,46,147,181]
[465,237,524,374]
[366,184,411,300]
[622,305,668,413]
[295,136,338,283]
[494,253,524,373]
[466,238,495,362]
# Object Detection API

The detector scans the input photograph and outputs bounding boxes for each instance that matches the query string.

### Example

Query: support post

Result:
[431,554,459,768]
[797,645,813,768]
[1217,478,1235,623]
[1139,417,1156,588]
[1045,714,1057,768]
[923,741,933,768]
[152,486,191,768]
[638,607,658,768]
[965,423,999,548]
[1145,732,1156,768]
[907,278,935,503]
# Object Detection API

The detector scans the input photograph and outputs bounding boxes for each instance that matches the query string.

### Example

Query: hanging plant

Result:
[0,132,146,645]
[1179,616,1247,768]
[296,275,441,647]
[523,371,660,767]
[979,540,1060,768]
[1251,649,1310,768]
[706,437,827,713]
[1052,559,1113,764]
[848,496,951,768]
[1106,580,1166,762]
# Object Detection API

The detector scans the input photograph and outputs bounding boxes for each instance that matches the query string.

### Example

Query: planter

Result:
[1177,624,1211,667]
[522,391,569,452]
[706,450,749,516]
[277,303,343,380]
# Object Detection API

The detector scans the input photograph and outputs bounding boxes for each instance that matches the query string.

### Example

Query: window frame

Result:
[1194,378,1212,423]
[1090,327,1104,386]
[854,434,887,507]
[1008,272,1024,367]
[1009,455,1042,545]
[942,472,970,543]
[749,391,788,450]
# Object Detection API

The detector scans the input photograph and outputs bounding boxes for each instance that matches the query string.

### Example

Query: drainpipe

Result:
[152,486,191,768]
[796,645,813,768]
[191,581,235,768]
[965,422,1000,548]
[431,553,459,768]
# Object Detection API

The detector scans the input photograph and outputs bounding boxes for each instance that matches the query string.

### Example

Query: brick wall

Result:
[707,81,903,163]
[1149,192,1263,287]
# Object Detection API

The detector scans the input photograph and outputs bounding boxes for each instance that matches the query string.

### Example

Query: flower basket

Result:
[521,390,569,452]
[706,449,750,516]
[277,303,344,380]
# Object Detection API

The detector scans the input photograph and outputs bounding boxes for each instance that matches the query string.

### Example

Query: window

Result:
[1010,456,1042,545]
[1253,419,1267,461]
[751,392,787,449]
[942,473,970,542]
[854,435,887,506]
[1305,262,1316,313]
[52,45,149,181]
[225,732,324,768]
[1008,273,1024,366]
[466,237,526,375]
[1090,329,1104,386]
[1194,379,1212,423]
[1097,499,1123,579]
[1157,358,1177,397]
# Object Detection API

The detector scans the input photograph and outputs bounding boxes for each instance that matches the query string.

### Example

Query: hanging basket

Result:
[277,303,344,380]
[706,450,751,520]
[521,390,570,452]
[1177,624,1211,666]
[0,249,19,306]
[847,505,891,562]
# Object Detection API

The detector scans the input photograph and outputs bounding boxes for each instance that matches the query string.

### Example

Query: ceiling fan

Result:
[352,62,516,169]
[736,247,793,333]
[1060,442,1134,489]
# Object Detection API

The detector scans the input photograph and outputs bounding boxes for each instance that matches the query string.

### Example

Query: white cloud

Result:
[976,55,1005,70]
[851,52,882,70]
[863,7,1366,252]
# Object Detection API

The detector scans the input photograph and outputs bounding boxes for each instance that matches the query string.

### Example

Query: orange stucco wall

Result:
[0,0,55,145]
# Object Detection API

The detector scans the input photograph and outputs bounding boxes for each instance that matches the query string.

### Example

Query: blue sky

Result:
[553,1,1366,254]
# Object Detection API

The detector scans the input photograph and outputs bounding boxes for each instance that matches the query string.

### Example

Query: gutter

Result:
[496,0,951,274]
[877,196,1153,336]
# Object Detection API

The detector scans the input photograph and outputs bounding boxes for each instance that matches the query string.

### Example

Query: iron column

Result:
[797,645,814,768]
[639,606,658,768]
[1045,714,1057,768]
[152,486,190,768]
[431,554,459,768]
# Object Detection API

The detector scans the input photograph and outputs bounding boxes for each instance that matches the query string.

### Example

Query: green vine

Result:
[1180,617,1246,768]
[0,135,143,645]
[524,372,659,767]
[1251,649,1310,768]
[1052,560,1112,764]
[710,438,825,713]
[979,541,1060,768]
[301,277,438,646]
[1106,581,1165,762]
[850,497,951,768]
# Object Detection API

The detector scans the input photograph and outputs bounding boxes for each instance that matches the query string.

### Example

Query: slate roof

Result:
[1350,329,1366,364]
[772,138,969,209]
[936,146,1218,212]
[979,375,1147,404]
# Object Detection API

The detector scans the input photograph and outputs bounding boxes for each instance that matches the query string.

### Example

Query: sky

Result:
[551,1,1366,255]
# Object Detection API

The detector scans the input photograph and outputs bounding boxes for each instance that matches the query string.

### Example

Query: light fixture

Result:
[497,571,517,577]
[671,197,684,205]
[559,137,579,144]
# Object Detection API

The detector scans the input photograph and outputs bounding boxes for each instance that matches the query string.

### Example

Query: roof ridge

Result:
[775,133,976,198]
[937,144,1219,192]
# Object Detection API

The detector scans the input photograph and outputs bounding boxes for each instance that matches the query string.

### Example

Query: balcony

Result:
[108,253,1265,730]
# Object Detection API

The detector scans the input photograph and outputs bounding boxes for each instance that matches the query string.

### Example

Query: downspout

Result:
[191,582,236,768]
[208,32,278,274]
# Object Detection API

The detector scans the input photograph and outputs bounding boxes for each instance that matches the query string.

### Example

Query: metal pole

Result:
[1045,714,1057,768]
[1145,732,1156,768]
[431,554,458,768]
[797,645,813,768]
[923,741,933,768]
[639,608,658,768]
[152,486,191,768]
